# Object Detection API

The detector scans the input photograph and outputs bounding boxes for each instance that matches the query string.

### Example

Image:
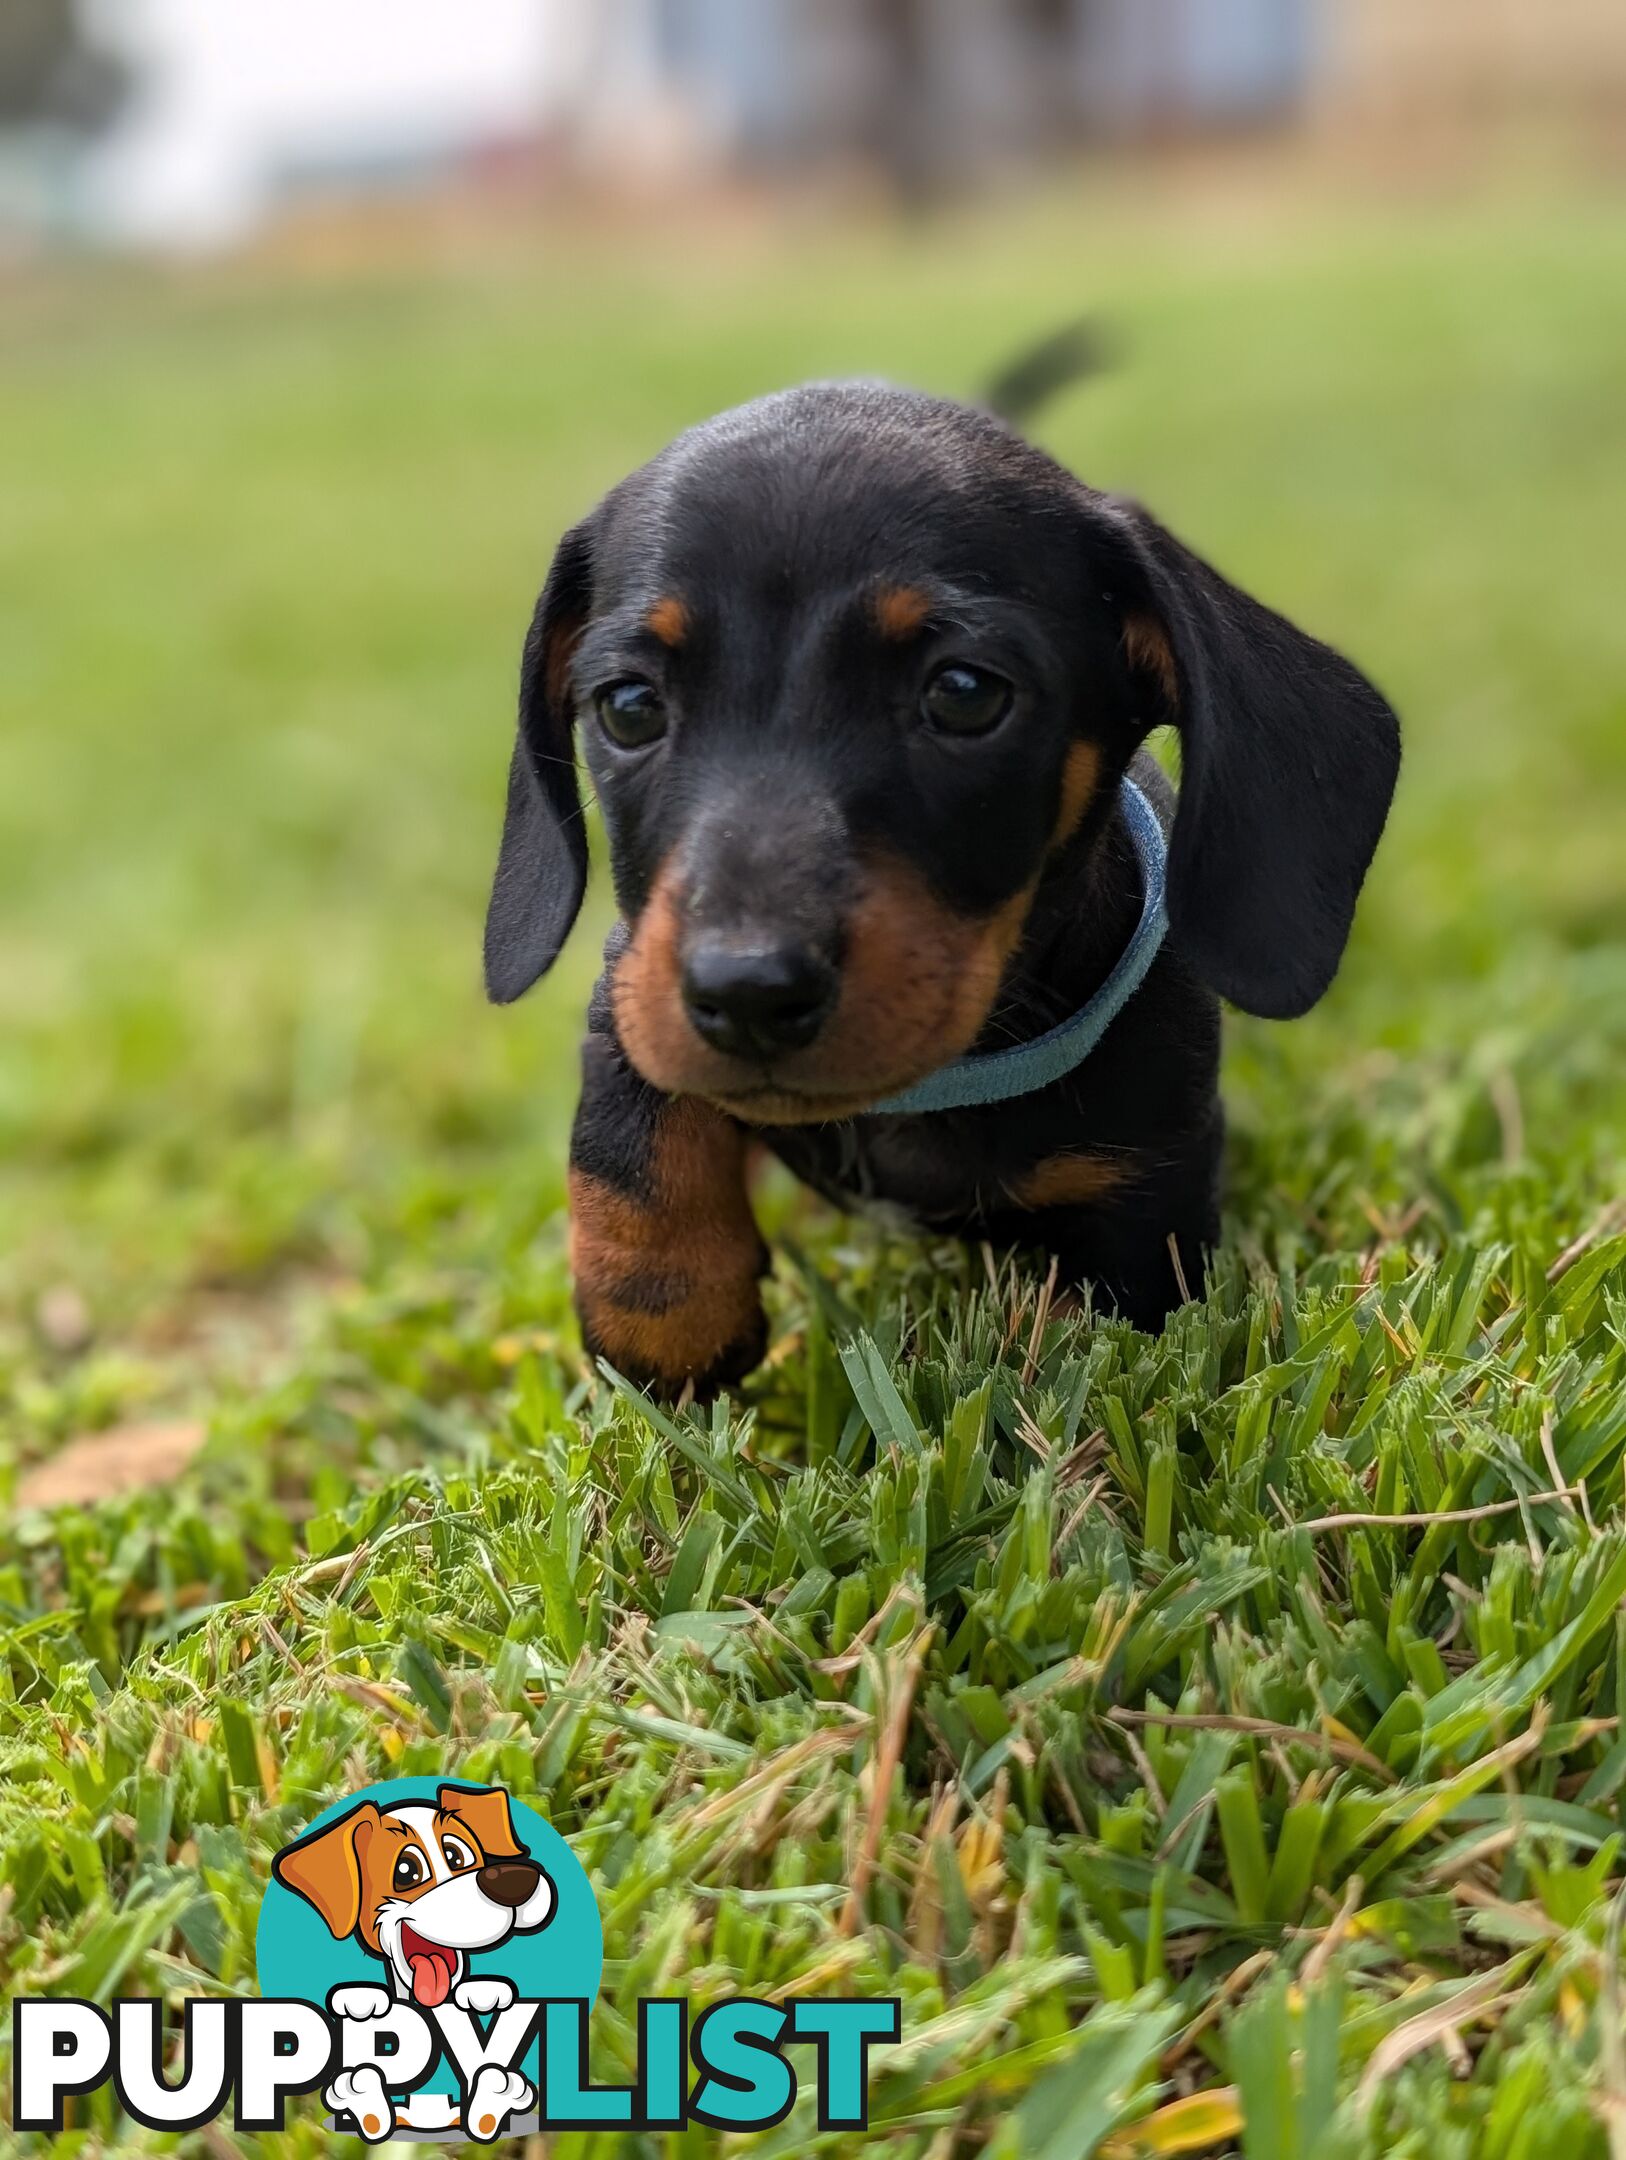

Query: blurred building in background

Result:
[1,0,561,249]
[557,0,1315,198]
[1338,0,1626,128]
[1,0,1622,255]
[0,0,128,239]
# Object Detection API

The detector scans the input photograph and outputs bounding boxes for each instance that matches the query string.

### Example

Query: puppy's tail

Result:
[981,316,1111,430]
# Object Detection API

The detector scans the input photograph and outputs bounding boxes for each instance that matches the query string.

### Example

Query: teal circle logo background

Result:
[255,1778,601,2102]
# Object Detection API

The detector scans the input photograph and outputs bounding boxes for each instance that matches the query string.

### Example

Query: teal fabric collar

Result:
[872,776,1169,1116]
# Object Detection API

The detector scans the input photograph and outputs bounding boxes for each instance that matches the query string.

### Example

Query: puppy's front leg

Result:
[569,975,767,1399]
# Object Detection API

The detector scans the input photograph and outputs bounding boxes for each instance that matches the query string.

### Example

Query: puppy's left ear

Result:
[1091,499,1401,1019]
[437,1783,526,1861]
[484,518,597,1004]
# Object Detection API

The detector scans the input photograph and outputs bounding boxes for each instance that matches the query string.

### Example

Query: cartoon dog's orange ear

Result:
[272,1801,382,1938]
[437,1784,526,1862]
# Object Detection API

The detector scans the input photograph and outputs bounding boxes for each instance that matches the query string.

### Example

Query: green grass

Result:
[2,177,1626,2155]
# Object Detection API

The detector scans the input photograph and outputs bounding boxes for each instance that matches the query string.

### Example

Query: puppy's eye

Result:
[441,1836,476,1873]
[921,663,1014,737]
[595,679,666,748]
[392,1849,427,1892]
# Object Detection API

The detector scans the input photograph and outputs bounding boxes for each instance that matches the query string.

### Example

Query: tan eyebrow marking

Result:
[873,584,933,641]
[646,595,690,648]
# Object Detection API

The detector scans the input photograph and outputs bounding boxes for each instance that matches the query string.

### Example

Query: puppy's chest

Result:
[761,1114,1016,1232]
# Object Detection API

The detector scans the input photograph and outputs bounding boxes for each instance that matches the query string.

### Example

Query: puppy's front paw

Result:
[328,1983,392,2022]
[577,1277,768,1402]
[464,2065,534,2142]
[452,1974,516,2015]
[327,2066,394,2143]
[566,1038,770,1400]
[570,1141,767,1401]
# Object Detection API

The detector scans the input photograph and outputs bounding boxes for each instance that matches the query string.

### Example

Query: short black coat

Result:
[485,383,1400,1392]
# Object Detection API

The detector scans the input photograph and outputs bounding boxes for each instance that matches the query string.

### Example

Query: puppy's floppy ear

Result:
[1092,499,1401,1019]
[272,1801,381,1939]
[436,1782,527,1861]
[484,518,596,1004]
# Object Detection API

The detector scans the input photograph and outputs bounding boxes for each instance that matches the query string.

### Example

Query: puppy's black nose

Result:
[476,1860,541,1909]
[682,939,836,1060]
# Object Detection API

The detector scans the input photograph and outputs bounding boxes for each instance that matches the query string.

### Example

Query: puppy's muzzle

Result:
[476,1859,543,1909]
[681,936,837,1061]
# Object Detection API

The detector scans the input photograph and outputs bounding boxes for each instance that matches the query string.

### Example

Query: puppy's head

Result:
[273,1784,555,2006]
[486,384,1399,1119]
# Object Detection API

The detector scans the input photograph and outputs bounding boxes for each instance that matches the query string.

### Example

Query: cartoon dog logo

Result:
[271,1781,556,2139]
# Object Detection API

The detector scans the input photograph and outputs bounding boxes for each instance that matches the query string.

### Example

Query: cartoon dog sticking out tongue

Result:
[272,1782,556,2140]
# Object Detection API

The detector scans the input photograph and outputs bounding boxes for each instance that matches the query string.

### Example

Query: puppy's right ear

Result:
[484,519,596,1003]
[272,1801,381,1940]
[1084,498,1399,1019]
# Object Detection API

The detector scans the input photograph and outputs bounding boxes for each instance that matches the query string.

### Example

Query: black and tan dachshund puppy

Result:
[485,383,1400,1398]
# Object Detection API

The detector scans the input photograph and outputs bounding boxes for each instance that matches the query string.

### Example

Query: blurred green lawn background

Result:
[4,181,1622,1358]
[4,176,1626,2155]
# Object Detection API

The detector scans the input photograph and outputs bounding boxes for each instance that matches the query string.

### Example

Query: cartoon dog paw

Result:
[464,2065,533,2142]
[327,2066,394,2144]
[452,1975,516,2016]
[328,1983,392,2022]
